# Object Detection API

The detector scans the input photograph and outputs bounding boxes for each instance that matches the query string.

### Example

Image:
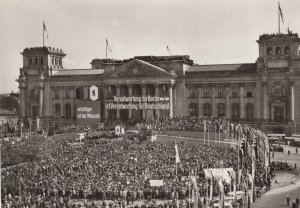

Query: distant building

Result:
[17,33,300,135]
[0,93,20,137]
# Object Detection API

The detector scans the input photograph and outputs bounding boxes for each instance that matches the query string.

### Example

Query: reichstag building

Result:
[17,33,300,135]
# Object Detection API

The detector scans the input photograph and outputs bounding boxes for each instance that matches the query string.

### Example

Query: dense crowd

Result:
[101,117,226,133]
[2,138,238,208]
[1,116,293,208]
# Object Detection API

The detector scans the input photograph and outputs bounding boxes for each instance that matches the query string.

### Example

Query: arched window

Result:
[203,87,211,98]
[216,87,225,98]
[54,103,61,118]
[59,58,62,66]
[217,103,225,117]
[29,58,32,65]
[232,87,239,98]
[65,90,70,99]
[65,103,72,119]
[203,103,212,117]
[53,88,60,99]
[284,46,290,55]
[31,88,39,100]
[245,103,254,121]
[189,88,197,98]
[267,47,273,55]
[231,103,239,121]
[246,87,253,98]
[189,103,198,116]
[276,47,281,55]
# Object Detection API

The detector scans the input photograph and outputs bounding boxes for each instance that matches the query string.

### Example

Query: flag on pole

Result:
[43,21,48,38]
[175,142,180,163]
[106,38,112,52]
[279,2,284,24]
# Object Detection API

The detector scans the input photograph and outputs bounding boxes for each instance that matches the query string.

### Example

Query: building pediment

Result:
[103,59,176,79]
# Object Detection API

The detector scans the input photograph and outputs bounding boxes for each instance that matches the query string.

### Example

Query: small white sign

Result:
[149,180,163,187]
[90,85,98,101]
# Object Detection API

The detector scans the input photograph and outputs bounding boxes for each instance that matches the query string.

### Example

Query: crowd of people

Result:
[2,137,238,208]
[1,116,295,208]
[100,117,226,133]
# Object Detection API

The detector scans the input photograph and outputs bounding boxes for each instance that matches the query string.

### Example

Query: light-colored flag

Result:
[106,38,112,52]
[43,21,48,38]
[279,2,284,24]
[175,142,180,163]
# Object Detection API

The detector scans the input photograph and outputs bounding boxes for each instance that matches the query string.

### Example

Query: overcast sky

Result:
[0,0,299,93]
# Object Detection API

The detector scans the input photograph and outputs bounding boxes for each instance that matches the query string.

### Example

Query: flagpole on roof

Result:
[43,21,48,47]
[43,21,44,47]
[278,2,280,34]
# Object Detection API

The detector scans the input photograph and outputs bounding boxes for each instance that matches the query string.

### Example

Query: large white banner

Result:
[106,96,169,110]
[149,180,163,187]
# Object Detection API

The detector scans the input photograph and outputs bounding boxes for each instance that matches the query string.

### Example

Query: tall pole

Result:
[208,129,210,145]
[278,2,280,34]
[219,128,221,146]
[106,40,107,59]
[214,127,217,142]
[43,23,44,47]
[204,130,206,144]
[189,168,191,208]
[20,122,22,138]
[237,140,240,186]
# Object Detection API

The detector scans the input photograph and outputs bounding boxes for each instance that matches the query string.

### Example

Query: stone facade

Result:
[17,33,300,135]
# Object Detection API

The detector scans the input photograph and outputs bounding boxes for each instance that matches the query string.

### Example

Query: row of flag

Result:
[42,21,113,54]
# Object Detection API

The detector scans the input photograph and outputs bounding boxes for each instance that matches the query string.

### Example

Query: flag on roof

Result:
[279,2,284,24]
[43,21,48,38]
[106,38,112,52]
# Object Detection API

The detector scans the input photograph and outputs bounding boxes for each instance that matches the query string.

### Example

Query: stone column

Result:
[169,84,173,118]
[70,88,74,118]
[142,85,146,119]
[262,82,268,120]
[19,82,27,118]
[39,76,44,117]
[240,85,245,119]
[60,88,64,118]
[290,81,295,121]
[154,84,160,119]
[128,85,133,119]
[198,86,203,117]
[225,85,230,119]
[104,86,108,119]
[43,83,51,118]
[212,86,216,117]
[116,85,121,119]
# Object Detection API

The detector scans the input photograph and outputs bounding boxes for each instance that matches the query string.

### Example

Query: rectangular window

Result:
[247,92,252,98]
